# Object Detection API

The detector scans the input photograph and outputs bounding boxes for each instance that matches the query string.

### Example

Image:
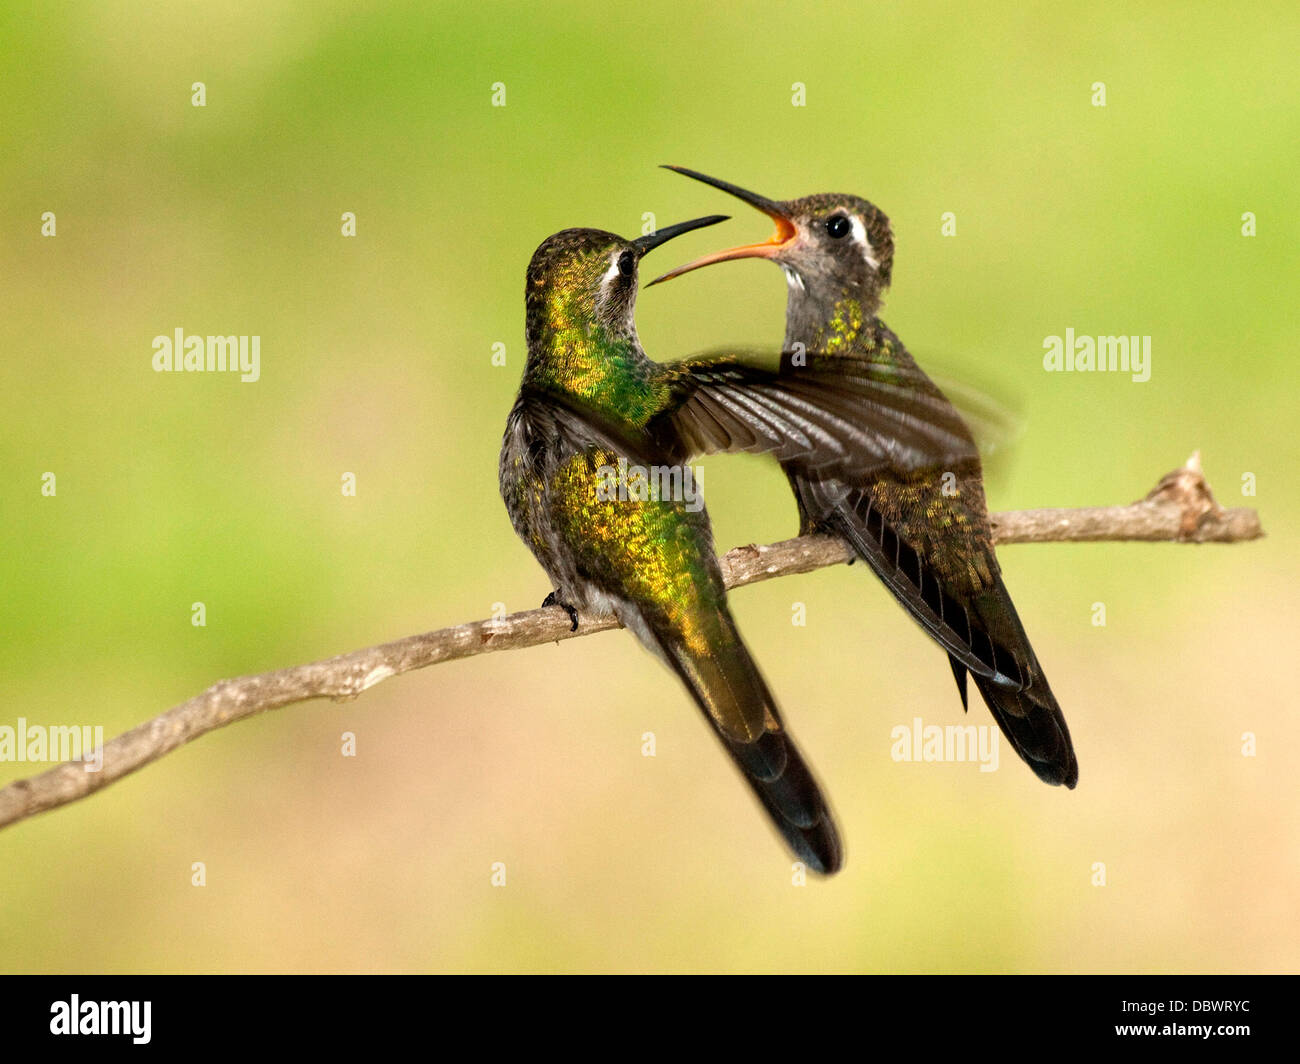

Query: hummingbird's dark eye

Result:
[826,214,851,239]
[617,251,636,278]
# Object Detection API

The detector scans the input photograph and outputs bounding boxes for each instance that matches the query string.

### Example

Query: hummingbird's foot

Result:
[541,591,579,631]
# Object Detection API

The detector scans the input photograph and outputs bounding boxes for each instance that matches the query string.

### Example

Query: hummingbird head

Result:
[525,216,728,349]
[648,167,894,313]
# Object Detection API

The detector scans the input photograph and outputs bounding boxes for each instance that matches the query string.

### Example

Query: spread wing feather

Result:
[648,354,981,478]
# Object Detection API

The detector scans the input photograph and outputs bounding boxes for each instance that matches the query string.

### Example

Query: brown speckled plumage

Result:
[658,170,1078,787]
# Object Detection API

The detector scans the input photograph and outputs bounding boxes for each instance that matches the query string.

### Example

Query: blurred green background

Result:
[2,0,1297,973]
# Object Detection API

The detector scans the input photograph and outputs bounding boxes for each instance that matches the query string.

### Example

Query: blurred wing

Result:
[650,350,982,478]
[913,358,1025,462]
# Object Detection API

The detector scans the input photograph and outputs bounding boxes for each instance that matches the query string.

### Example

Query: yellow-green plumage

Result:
[500,223,842,871]
[548,448,719,657]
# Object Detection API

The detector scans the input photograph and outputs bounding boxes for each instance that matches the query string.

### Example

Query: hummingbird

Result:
[500,214,983,872]
[650,168,1078,789]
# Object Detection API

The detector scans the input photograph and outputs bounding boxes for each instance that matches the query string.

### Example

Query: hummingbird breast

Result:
[499,392,726,645]
[499,397,586,604]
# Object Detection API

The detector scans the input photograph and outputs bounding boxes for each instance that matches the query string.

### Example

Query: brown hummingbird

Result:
[650,168,1078,788]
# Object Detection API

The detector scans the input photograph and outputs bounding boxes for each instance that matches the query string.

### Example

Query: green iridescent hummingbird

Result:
[651,168,1078,788]
[500,214,983,872]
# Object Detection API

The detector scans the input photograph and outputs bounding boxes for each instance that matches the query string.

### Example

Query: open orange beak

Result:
[646,166,797,286]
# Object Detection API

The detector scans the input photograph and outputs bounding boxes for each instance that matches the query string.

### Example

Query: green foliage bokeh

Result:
[2,0,1297,972]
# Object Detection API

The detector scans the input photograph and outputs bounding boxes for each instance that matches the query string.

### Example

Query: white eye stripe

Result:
[599,253,624,294]
[848,215,880,270]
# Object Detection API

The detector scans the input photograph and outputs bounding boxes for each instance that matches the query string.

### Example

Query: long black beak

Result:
[631,213,729,255]
[647,167,797,286]
[661,165,787,218]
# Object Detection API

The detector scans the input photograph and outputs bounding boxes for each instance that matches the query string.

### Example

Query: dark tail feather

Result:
[658,621,843,874]
[949,655,969,710]
[971,672,1077,787]
[965,586,1078,787]
[726,727,844,874]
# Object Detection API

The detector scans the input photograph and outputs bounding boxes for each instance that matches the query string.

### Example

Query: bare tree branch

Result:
[0,452,1262,832]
